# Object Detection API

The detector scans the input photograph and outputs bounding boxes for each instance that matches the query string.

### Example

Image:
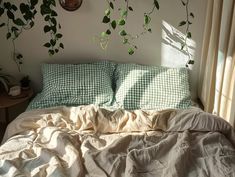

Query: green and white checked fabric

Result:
[27,61,115,110]
[114,63,192,110]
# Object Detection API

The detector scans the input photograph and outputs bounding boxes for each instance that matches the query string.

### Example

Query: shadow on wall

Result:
[161,20,196,68]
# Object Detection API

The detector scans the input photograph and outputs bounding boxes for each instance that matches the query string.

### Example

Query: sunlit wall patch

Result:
[161,20,196,68]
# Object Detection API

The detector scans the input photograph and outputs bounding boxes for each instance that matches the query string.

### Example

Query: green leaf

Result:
[11,5,18,11]
[154,0,160,10]
[106,29,111,35]
[50,39,56,46]
[51,17,57,26]
[44,15,50,21]
[11,26,19,32]
[40,5,51,15]
[105,9,110,16]
[30,0,38,8]
[101,32,106,37]
[56,33,63,38]
[17,54,23,59]
[23,12,33,21]
[13,31,19,38]
[128,6,133,11]
[59,43,64,49]
[123,38,128,44]
[128,48,134,55]
[0,8,4,16]
[109,2,114,9]
[44,42,51,48]
[144,15,151,25]
[0,23,6,27]
[118,19,125,26]
[51,10,57,17]
[13,18,25,26]
[102,16,110,23]
[181,43,185,50]
[33,9,37,16]
[4,2,11,9]
[49,49,55,55]
[111,20,116,30]
[51,25,57,33]
[51,0,56,7]
[55,49,59,53]
[188,60,194,64]
[44,25,51,33]
[7,10,14,20]
[187,32,192,38]
[30,21,34,27]
[121,10,127,17]
[20,3,29,14]
[190,12,195,18]
[179,21,186,26]
[119,30,127,36]
[6,32,11,39]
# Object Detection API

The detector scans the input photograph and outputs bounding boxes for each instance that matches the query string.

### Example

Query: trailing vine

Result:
[0,0,195,71]
[98,0,194,66]
[40,0,64,56]
[0,0,64,71]
[179,0,194,67]
[99,0,160,55]
[0,1,37,71]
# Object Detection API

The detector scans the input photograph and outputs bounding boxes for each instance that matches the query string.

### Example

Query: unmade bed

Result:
[0,61,235,177]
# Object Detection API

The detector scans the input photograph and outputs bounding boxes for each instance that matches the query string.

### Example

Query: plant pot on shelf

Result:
[20,76,30,90]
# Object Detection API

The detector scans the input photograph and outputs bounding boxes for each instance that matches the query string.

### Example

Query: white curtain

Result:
[198,0,235,126]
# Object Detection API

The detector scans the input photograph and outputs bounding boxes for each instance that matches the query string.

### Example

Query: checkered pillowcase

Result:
[114,63,192,110]
[27,61,115,110]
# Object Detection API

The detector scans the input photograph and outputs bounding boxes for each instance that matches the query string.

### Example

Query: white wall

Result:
[0,0,207,100]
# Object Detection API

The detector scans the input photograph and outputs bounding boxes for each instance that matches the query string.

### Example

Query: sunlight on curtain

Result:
[199,0,235,126]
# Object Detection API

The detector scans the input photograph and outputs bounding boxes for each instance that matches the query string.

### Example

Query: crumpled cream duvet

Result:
[0,105,235,177]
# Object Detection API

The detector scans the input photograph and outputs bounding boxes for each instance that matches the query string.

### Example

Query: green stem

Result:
[181,0,193,66]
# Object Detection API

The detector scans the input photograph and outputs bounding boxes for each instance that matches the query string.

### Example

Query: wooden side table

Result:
[0,88,33,123]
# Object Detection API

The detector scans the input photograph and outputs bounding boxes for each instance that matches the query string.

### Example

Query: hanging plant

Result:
[178,0,194,67]
[0,0,194,70]
[97,0,194,67]
[0,1,38,71]
[40,0,64,56]
[97,0,160,55]
[0,0,64,71]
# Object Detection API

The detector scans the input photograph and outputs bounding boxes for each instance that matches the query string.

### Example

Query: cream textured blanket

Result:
[0,105,235,177]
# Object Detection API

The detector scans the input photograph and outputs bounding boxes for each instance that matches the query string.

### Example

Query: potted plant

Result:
[20,76,30,90]
[0,68,14,93]
[0,73,11,93]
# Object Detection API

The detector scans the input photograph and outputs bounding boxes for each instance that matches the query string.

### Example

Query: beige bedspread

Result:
[0,105,235,177]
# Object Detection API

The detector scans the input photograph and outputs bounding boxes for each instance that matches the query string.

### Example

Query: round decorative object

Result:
[59,0,83,11]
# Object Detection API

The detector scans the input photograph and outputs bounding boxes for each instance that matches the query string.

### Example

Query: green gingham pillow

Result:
[114,63,192,110]
[27,61,115,110]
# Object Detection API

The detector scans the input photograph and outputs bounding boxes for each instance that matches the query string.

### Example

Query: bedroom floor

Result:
[0,123,7,142]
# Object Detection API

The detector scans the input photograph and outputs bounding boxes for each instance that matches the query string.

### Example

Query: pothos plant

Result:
[97,0,195,66]
[0,0,64,71]
[0,0,194,70]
